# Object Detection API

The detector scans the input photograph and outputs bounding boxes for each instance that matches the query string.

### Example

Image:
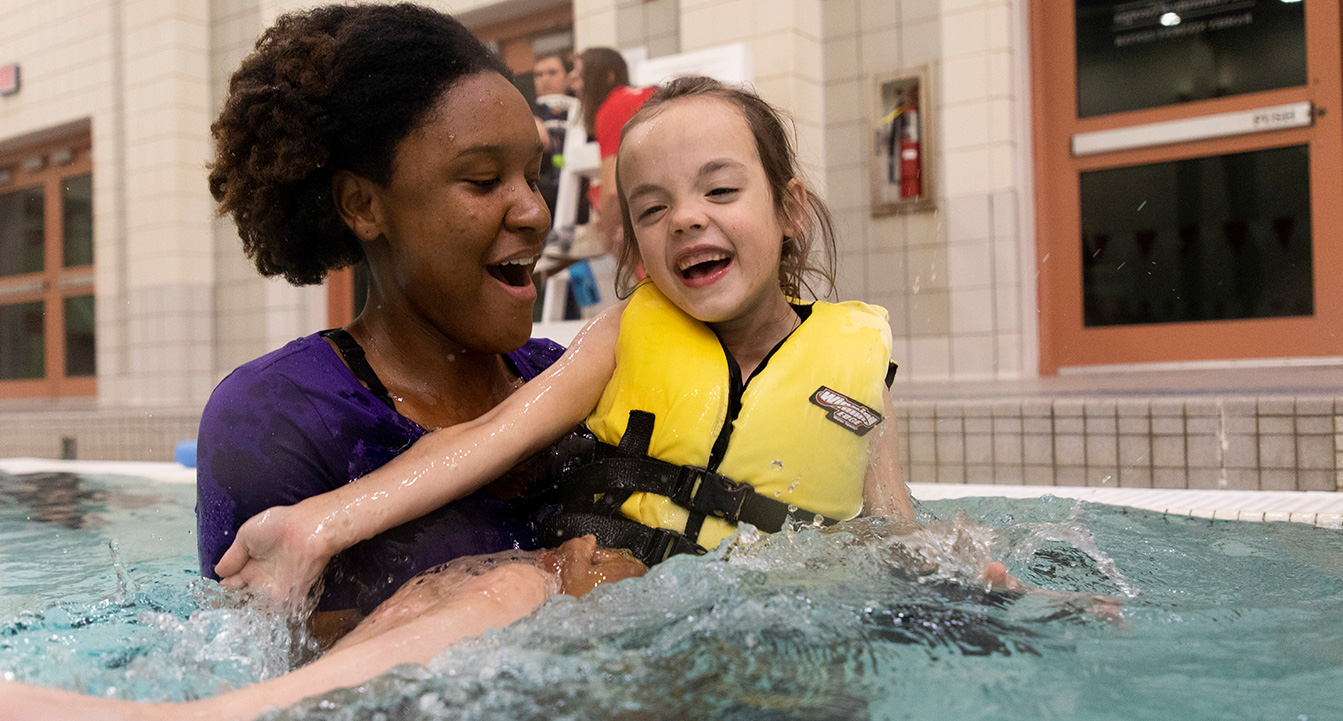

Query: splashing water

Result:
[2,472,1341,720]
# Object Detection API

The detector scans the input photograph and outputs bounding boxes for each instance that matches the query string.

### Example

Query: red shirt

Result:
[594,86,656,158]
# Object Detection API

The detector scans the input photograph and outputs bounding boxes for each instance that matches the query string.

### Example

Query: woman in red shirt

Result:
[572,47,654,252]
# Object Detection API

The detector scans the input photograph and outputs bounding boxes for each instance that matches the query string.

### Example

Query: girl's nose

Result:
[670,202,706,234]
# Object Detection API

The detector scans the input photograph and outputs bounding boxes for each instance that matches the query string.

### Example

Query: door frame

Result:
[1031,1,1343,373]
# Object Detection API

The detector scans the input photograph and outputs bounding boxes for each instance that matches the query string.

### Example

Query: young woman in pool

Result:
[216,76,932,604]
[196,3,563,641]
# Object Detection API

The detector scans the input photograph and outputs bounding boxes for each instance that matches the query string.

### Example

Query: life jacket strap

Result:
[558,452,845,534]
[537,511,706,567]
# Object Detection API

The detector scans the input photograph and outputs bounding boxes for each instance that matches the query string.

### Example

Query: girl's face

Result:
[618,97,797,326]
[369,72,549,352]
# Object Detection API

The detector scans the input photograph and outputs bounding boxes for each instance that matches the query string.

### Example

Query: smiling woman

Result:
[196,3,561,643]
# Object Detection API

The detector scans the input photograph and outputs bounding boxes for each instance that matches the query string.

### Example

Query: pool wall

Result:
[1,392,1340,493]
[0,407,199,462]
[892,394,1342,492]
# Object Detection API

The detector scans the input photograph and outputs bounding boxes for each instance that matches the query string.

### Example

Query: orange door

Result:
[1032,1,1343,373]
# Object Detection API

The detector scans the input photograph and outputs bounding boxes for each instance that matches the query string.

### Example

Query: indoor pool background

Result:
[1,470,1340,720]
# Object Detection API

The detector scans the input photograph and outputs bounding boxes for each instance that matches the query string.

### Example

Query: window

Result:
[0,133,95,397]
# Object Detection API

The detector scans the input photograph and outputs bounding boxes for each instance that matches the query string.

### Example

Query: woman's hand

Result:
[542,535,648,598]
[214,501,337,607]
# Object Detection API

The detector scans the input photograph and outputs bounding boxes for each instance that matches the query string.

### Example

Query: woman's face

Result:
[370,72,549,353]
[569,57,584,96]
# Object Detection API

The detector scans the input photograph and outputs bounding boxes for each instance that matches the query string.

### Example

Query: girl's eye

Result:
[636,205,666,222]
[708,187,739,199]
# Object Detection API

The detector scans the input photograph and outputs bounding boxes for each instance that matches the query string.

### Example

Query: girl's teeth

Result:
[679,253,727,271]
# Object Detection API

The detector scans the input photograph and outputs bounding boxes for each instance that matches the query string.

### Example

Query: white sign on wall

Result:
[630,43,753,88]
[1072,102,1314,156]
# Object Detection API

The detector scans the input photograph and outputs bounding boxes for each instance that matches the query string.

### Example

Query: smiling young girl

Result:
[218,75,917,600]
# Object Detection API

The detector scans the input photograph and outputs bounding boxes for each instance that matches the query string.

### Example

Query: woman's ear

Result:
[780,178,808,238]
[332,170,382,242]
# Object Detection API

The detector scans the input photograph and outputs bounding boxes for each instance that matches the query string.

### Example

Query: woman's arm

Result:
[216,307,624,604]
[861,387,917,525]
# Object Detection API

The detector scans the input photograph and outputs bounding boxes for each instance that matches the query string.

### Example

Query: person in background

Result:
[196,3,562,645]
[531,50,575,214]
[572,47,655,255]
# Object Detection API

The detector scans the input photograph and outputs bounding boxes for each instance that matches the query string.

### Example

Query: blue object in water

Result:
[174,440,197,468]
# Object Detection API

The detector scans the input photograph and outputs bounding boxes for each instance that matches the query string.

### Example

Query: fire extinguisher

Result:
[899,90,921,200]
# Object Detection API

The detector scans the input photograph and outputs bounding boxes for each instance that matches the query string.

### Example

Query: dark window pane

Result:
[0,301,45,379]
[1080,145,1312,327]
[0,186,45,277]
[64,294,95,377]
[62,173,93,267]
[1076,1,1306,118]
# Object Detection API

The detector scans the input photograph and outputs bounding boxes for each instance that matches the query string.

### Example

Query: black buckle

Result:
[642,526,705,565]
[670,466,750,524]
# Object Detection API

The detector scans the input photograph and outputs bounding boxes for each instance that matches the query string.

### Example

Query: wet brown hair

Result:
[612,76,838,301]
[577,47,630,137]
[208,3,509,285]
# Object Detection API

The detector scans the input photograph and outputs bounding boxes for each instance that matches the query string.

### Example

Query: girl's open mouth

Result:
[678,251,733,280]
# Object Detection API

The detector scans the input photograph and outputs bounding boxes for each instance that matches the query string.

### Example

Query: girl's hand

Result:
[214,501,336,607]
[982,561,1024,592]
[983,561,1125,622]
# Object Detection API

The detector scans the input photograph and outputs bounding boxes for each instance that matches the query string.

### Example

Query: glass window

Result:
[64,294,95,377]
[0,186,45,277]
[0,301,45,379]
[1080,144,1312,326]
[1076,0,1306,118]
[62,173,93,267]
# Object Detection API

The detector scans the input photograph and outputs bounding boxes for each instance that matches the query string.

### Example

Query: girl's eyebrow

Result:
[699,158,745,176]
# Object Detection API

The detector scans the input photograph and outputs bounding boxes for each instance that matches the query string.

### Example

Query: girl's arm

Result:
[215,306,624,604]
[861,387,917,525]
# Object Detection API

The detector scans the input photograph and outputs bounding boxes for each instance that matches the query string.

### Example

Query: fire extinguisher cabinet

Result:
[871,68,935,215]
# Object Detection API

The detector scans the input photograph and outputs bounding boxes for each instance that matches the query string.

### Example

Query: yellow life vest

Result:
[585,282,894,550]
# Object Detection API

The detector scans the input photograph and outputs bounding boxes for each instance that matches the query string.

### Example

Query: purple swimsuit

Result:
[195,332,565,614]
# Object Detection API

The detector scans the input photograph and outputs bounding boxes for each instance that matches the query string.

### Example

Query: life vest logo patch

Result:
[809,386,883,436]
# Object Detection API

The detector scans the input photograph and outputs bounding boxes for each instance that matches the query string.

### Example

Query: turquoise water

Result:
[2,470,1341,720]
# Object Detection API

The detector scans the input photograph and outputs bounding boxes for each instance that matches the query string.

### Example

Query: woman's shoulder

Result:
[509,337,567,381]
[207,332,344,406]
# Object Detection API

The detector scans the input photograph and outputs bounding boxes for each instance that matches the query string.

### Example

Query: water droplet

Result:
[787,504,798,514]
[812,514,824,526]
[773,490,782,498]
[770,460,783,471]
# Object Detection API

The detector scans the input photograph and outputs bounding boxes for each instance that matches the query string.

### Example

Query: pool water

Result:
[2,470,1341,720]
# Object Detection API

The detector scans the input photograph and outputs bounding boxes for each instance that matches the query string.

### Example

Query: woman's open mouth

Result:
[488,256,537,288]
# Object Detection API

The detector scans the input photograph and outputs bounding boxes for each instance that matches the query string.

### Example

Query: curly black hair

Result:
[208,3,509,285]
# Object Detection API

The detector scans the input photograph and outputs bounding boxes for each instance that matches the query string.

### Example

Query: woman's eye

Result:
[467,178,500,189]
